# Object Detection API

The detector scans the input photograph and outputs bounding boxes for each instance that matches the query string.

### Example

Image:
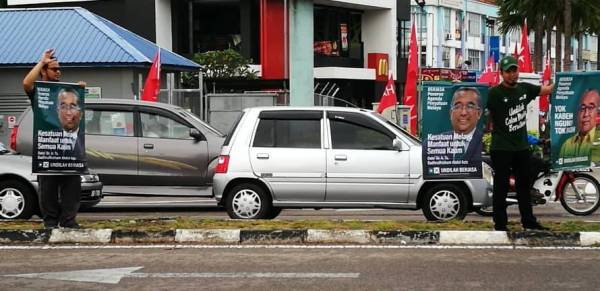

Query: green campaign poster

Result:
[32,81,86,173]
[420,81,489,179]
[551,72,600,170]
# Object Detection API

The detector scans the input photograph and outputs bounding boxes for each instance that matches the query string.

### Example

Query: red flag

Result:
[540,52,552,112]
[478,56,499,86]
[518,21,533,73]
[402,21,418,135]
[376,73,397,113]
[141,49,161,102]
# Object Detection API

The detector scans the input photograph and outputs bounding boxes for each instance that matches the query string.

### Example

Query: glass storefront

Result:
[314,5,363,67]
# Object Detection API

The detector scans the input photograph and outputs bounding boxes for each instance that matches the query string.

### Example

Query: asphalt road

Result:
[77,195,600,222]
[1,247,599,290]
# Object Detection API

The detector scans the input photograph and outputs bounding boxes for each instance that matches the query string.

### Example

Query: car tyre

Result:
[422,184,468,221]
[0,180,38,219]
[225,182,273,219]
[267,207,283,219]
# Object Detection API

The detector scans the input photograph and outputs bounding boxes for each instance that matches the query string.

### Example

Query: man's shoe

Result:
[523,223,550,231]
[494,226,509,231]
[43,224,58,229]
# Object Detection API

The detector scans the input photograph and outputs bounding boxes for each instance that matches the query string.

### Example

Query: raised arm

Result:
[23,49,55,94]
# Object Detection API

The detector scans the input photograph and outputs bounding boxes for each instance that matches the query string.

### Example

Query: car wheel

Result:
[422,184,468,221]
[225,182,273,219]
[0,180,38,219]
[267,207,283,219]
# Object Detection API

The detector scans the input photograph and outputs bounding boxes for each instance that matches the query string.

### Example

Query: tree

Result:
[181,49,257,88]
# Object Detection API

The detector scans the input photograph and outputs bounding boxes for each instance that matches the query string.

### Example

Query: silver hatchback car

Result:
[213,107,493,221]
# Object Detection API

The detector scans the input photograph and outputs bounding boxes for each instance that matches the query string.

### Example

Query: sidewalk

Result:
[1,228,599,247]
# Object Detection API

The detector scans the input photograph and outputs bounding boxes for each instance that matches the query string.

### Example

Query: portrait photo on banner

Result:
[420,81,489,179]
[32,81,86,173]
[551,72,600,170]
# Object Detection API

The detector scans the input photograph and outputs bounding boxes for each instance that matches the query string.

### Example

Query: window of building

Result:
[454,10,463,40]
[253,119,321,148]
[467,13,480,37]
[443,8,451,36]
[399,20,411,59]
[468,49,481,70]
[314,6,362,59]
[442,47,451,68]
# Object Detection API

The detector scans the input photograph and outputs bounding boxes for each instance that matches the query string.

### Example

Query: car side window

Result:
[253,119,321,148]
[328,112,394,150]
[85,109,134,137]
[140,112,190,139]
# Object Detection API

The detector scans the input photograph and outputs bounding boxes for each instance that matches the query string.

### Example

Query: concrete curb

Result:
[0,229,598,246]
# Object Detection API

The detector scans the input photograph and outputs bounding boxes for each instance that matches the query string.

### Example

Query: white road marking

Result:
[0,244,598,250]
[3,267,359,284]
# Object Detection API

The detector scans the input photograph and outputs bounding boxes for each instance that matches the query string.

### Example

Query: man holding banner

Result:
[23,49,87,229]
[486,56,554,232]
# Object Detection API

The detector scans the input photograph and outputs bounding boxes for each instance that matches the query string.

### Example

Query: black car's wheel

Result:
[0,180,38,219]
[267,207,283,219]
[422,184,468,221]
[225,182,273,219]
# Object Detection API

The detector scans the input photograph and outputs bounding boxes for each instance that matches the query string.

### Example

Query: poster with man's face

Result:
[420,81,489,179]
[32,81,86,173]
[551,72,600,170]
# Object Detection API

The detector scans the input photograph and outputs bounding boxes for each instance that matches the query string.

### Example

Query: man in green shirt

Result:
[559,89,599,163]
[486,56,554,231]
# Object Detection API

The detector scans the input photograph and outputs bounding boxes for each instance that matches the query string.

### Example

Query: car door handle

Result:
[256,153,269,159]
[143,143,154,149]
[334,154,347,161]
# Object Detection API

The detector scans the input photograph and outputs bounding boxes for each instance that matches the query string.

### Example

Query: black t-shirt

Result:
[486,82,540,151]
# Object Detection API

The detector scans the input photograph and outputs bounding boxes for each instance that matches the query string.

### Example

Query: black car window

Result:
[253,119,321,148]
[140,112,191,139]
[85,109,134,137]
[328,111,394,150]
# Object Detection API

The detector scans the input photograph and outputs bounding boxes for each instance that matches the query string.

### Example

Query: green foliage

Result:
[483,132,492,154]
[182,49,258,88]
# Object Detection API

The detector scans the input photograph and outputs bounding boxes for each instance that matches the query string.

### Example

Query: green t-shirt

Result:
[486,82,540,151]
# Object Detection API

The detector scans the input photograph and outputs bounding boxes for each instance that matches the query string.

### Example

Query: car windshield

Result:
[370,112,421,144]
[179,110,225,137]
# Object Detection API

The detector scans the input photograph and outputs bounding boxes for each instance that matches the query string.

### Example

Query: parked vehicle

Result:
[477,155,600,216]
[213,107,493,221]
[0,142,102,219]
[12,99,225,197]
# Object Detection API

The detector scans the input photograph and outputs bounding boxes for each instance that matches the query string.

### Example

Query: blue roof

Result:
[0,7,200,71]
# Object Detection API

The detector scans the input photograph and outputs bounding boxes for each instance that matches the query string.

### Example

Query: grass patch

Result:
[1,218,600,232]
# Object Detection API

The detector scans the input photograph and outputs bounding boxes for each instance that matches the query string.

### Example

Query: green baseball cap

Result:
[500,56,518,71]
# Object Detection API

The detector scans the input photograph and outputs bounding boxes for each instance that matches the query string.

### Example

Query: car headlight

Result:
[482,161,494,187]
[80,174,99,183]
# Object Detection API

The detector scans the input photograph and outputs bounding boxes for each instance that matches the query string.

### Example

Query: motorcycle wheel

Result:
[559,172,600,216]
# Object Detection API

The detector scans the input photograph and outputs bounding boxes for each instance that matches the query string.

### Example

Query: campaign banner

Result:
[32,81,86,173]
[420,81,489,179]
[551,72,600,170]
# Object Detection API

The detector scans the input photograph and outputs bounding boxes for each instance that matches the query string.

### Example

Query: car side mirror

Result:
[189,128,206,142]
[392,138,404,151]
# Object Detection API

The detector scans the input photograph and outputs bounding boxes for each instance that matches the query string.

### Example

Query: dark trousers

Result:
[38,175,81,227]
[490,150,538,228]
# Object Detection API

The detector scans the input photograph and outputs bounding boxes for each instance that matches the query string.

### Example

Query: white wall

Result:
[362,8,397,76]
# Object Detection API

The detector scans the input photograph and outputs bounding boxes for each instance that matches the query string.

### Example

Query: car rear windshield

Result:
[223,112,245,146]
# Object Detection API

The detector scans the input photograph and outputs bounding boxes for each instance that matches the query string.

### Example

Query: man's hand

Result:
[41,49,56,65]
[77,81,87,88]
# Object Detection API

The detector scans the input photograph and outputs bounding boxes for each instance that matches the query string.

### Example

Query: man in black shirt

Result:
[486,56,554,231]
[23,49,86,228]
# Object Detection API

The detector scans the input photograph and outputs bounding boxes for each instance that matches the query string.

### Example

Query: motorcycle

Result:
[476,153,600,217]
